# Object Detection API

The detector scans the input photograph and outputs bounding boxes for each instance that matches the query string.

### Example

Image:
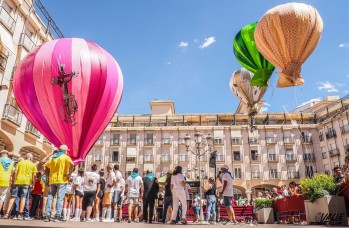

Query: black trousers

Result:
[29,194,42,218]
[143,198,155,222]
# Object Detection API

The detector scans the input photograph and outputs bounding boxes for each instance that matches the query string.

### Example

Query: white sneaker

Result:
[70,217,80,222]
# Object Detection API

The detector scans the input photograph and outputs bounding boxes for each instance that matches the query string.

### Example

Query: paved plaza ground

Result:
[0,220,341,228]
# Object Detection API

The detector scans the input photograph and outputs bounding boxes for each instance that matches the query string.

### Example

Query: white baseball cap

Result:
[0,150,9,154]
[221,164,229,170]
[59,144,70,151]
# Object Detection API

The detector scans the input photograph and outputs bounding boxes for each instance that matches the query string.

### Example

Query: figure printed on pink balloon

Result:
[51,64,79,125]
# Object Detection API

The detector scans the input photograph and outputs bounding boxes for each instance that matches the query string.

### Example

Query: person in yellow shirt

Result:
[0,150,14,214]
[44,144,74,222]
[3,153,37,220]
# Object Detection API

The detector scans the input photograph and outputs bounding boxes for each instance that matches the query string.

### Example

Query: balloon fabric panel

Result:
[254,3,323,88]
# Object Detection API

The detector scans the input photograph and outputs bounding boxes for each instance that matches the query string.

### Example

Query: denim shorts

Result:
[193,206,200,215]
[11,185,29,199]
[112,190,121,203]
[224,196,233,207]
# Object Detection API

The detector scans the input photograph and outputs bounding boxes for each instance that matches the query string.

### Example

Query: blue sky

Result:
[42,0,349,114]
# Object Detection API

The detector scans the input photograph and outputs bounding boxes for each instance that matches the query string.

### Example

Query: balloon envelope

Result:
[254,2,323,88]
[233,22,275,87]
[229,68,267,115]
[13,38,123,163]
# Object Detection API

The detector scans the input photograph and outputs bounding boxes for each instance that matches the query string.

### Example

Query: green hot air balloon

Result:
[233,22,275,87]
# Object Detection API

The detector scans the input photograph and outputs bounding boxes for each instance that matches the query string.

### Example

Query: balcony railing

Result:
[43,137,51,144]
[267,154,279,162]
[178,138,185,145]
[126,157,136,162]
[329,149,340,157]
[179,155,189,162]
[162,138,171,145]
[234,172,243,179]
[144,155,154,163]
[110,138,120,146]
[302,136,313,144]
[233,154,241,162]
[288,171,300,179]
[251,154,261,162]
[249,138,259,144]
[25,122,41,137]
[304,153,316,162]
[266,137,276,144]
[326,130,336,139]
[231,138,241,145]
[214,138,223,145]
[283,137,294,144]
[20,33,36,51]
[251,172,262,179]
[161,155,171,163]
[269,172,280,179]
[94,139,104,146]
[127,138,137,145]
[216,155,225,162]
[0,7,15,33]
[286,154,297,162]
[2,104,23,127]
[144,138,154,146]
[341,125,349,134]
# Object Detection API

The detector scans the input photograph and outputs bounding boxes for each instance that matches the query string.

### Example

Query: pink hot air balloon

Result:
[13,38,123,163]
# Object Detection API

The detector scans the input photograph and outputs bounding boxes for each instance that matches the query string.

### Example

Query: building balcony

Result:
[288,171,300,179]
[110,139,120,146]
[251,172,262,179]
[94,139,104,147]
[214,138,223,145]
[0,7,15,33]
[234,173,244,180]
[341,125,349,134]
[2,104,23,127]
[178,138,185,145]
[161,155,171,163]
[267,154,279,162]
[216,155,225,162]
[126,157,137,163]
[231,138,241,145]
[43,137,51,145]
[329,149,340,157]
[286,154,297,162]
[233,155,242,162]
[283,137,294,144]
[269,172,280,179]
[266,137,276,144]
[144,138,154,146]
[162,138,171,145]
[179,155,189,162]
[249,138,259,145]
[127,139,137,146]
[25,122,41,138]
[326,130,336,139]
[251,155,261,163]
[20,33,36,52]
[304,153,316,162]
[144,155,154,163]
[302,136,313,144]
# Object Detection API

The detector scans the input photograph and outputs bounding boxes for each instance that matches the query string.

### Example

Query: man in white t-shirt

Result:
[125,168,143,223]
[219,164,237,225]
[112,165,123,221]
[81,164,100,222]
[101,164,117,222]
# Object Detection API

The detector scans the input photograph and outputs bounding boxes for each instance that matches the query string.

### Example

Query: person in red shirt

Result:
[30,172,45,218]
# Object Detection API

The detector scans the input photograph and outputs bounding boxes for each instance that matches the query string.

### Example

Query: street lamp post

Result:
[184,132,212,222]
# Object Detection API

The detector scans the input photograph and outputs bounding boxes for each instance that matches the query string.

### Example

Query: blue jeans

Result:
[45,184,67,219]
[206,195,217,221]
[11,189,29,217]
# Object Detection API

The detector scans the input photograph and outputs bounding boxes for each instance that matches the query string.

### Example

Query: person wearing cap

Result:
[44,144,74,222]
[204,177,217,224]
[0,150,14,214]
[161,171,173,224]
[4,153,37,220]
[219,164,237,225]
[125,167,143,223]
[142,170,159,223]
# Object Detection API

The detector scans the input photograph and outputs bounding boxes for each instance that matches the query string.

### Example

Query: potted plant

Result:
[255,198,274,224]
[300,174,346,225]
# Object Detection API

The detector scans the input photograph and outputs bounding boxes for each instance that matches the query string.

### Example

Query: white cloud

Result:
[199,37,216,49]
[166,61,171,65]
[298,98,321,107]
[339,43,349,48]
[317,81,338,93]
[178,41,188,47]
[264,102,271,107]
[194,39,199,43]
